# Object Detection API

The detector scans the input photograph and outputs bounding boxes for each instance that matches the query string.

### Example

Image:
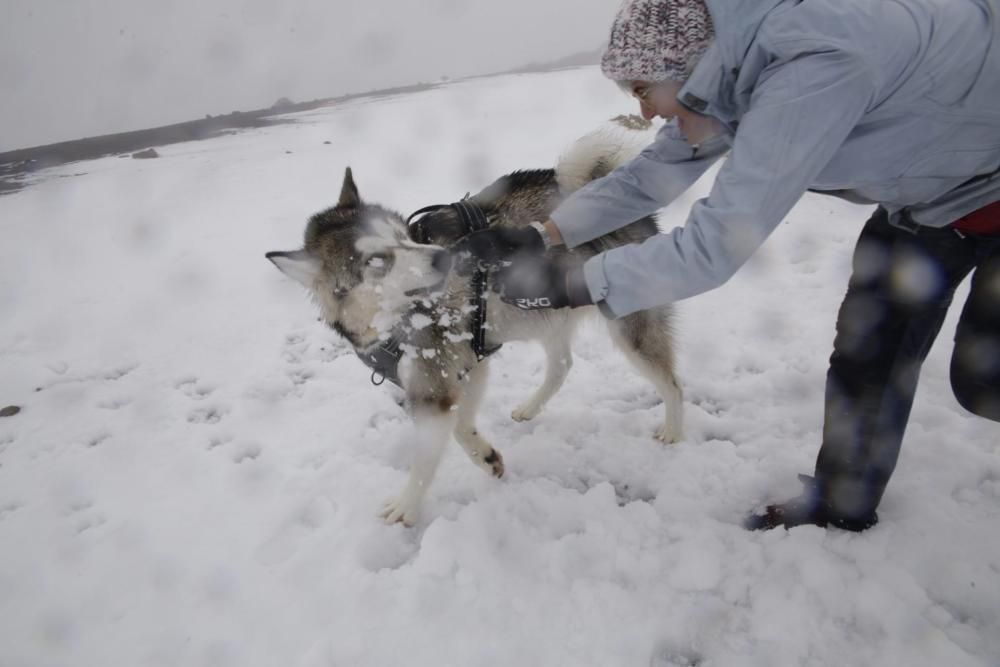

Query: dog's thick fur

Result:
[267,117,682,525]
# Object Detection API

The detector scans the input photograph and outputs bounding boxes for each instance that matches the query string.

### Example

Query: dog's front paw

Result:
[483,448,504,478]
[511,402,542,422]
[379,493,421,526]
[655,423,682,444]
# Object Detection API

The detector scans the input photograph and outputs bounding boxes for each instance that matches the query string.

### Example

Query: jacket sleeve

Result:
[582,50,877,318]
[549,121,730,248]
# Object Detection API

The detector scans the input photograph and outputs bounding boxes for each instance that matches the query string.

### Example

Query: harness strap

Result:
[364,198,502,386]
[453,197,489,232]
[470,268,503,361]
[450,197,499,360]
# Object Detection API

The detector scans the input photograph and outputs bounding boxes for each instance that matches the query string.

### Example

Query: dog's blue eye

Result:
[366,253,393,271]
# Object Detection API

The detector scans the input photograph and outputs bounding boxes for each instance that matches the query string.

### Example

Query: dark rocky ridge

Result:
[0,48,601,196]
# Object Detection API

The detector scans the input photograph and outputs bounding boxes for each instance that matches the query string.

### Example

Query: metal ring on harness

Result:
[359,334,406,387]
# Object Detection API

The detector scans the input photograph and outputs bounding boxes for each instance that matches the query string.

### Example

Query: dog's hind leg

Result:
[511,334,573,422]
[379,396,458,526]
[453,361,505,478]
[607,306,684,443]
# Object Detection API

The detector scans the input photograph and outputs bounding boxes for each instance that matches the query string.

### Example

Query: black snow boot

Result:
[744,475,878,532]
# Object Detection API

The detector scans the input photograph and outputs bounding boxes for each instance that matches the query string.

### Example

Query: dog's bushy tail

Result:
[555,115,657,195]
[556,115,661,249]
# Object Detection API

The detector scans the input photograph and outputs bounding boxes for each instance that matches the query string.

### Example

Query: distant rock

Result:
[513,46,603,74]
[131,148,160,159]
[0,405,20,417]
[271,97,295,110]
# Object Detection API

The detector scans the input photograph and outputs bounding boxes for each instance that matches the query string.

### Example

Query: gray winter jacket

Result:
[552,0,1000,318]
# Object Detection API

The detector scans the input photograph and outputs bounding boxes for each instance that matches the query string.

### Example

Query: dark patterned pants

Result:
[815,207,1000,519]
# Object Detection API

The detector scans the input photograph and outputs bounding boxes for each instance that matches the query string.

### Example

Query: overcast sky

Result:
[0,0,620,152]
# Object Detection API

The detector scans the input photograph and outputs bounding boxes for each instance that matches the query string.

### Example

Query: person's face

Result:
[629,80,721,145]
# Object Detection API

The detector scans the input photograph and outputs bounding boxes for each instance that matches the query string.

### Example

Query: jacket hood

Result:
[703,0,786,67]
[679,0,787,123]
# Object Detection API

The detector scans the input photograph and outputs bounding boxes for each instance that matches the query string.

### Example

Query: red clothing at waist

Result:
[952,199,1000,235]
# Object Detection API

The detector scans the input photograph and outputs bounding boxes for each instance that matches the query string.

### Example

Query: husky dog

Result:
[267,118,682,525]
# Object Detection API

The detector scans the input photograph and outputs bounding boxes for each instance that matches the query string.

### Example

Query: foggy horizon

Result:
[1,0,620,153]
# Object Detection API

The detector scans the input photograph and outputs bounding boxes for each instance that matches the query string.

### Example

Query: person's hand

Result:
[451,224,546,267]
[496,254,593,310]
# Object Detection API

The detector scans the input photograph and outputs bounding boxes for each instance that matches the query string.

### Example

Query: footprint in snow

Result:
[63,500,108,535]
[690,395,729,417]
[83,432,111,448]
[255,498,330,566]
[0,502,22,520]
[33,363,139,392]
[175,377,215,400]
[0,434,14,452]
[204,435,263,463]
[287,368,314,386]
[283,329,352,368]
[612,481,656,506]
[231,441,262,463]
[282,332,310,364]
[187,405,229,425]
[97,397,132,410]
[650,644,703,667]
[206,434,234,450]
[75,511,108,535]
[102,364,139,382]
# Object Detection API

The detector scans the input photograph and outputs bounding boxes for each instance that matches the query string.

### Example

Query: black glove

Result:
[496,254,593,310]
[451,225,546,267]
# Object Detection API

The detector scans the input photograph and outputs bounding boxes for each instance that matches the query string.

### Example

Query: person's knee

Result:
[951,355,1000,420]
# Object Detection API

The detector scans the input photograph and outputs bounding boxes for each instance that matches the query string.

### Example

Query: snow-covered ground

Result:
[1,67,998,667]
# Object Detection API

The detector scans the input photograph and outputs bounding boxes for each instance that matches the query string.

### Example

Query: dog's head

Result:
[267,168,450,349]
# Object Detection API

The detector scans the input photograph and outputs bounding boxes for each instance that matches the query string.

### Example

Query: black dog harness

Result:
[358,326,407,387]
[356,198,502,387]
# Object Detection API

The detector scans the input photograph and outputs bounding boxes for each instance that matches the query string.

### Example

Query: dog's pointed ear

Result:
[266,250,321,288]
[338,167,360,207]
